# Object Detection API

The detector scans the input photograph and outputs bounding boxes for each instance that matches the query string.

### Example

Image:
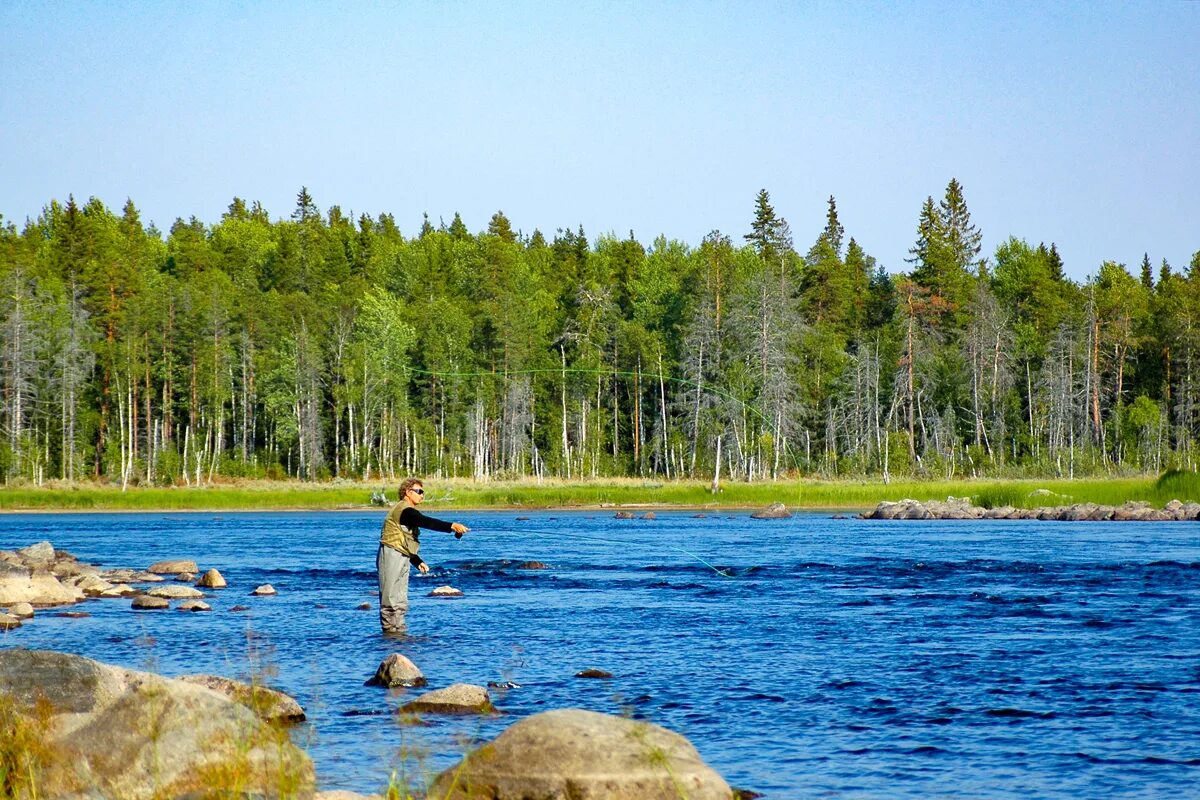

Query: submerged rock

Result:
[574,668,614,679]
[131,595,169,610]
[365,653,427,688]
[426,708,732,800]
[614,511,634,519]
[0,612,21,630]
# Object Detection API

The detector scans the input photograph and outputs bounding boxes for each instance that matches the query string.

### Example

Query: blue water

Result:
[2,511,1199,798]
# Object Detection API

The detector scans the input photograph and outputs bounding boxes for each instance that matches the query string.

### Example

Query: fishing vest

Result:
[380,504,420,557]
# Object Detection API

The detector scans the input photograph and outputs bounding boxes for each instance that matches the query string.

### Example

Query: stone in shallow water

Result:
[132,595,169,610]
[365,653,427,688]
[148,585,205,599]
[426,708,732,799]
[428,585,463,598]
[196,568,227,588]
[401,683,492,714]
[178,674,305,723]
[574,668,614,679]
[147,559,199,575]
[251,584,277,596]
[177,600,211,612]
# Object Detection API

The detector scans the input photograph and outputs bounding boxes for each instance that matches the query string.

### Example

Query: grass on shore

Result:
[1,473,1197,512]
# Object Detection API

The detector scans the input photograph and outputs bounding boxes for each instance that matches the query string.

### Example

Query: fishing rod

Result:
[482,523,736,579]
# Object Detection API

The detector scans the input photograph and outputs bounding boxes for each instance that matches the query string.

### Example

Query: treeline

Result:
[1,183,1198,486]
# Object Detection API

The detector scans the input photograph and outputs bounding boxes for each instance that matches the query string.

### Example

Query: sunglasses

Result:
[410,487,424,495]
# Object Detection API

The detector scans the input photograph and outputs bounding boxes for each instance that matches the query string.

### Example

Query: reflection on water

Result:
[2,511,1199,798]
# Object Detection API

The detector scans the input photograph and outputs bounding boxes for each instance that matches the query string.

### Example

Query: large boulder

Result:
[0,649,313,800]
[0,562,84,607]
[401,683,492,714]
[177,674,306,723]
[427,708,732,799]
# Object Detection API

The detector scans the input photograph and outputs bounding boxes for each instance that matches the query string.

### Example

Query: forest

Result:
[1,181,1198,487]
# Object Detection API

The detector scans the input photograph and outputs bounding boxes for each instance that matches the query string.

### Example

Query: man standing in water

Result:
[377,477,470,635]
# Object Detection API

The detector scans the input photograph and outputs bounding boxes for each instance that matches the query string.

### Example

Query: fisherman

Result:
[377,477,470,635]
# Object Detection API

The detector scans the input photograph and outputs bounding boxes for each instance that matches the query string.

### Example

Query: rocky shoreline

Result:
[861,497,1200,521]
[1,540,744,799]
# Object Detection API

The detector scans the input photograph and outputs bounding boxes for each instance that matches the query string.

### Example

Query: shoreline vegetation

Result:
[2,472,1198,513]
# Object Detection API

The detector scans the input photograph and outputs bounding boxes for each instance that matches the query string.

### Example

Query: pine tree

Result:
[487,211,516,244]
[1140,253,1154,290]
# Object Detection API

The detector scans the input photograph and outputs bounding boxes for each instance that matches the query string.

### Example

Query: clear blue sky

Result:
[2,1,1197,280]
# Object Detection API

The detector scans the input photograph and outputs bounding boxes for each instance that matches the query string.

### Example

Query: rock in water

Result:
[427,708,732,799]
[131,595,169,610]
[196,568,227,588]
[147,559,199,575]
[614,511,634,519]
[148,585,205,599]
[750,502,791,519]
[177,674,306,723]
[0,612,21,630]
[401,683,492,714]
[177,600,211,612]
[574,668,614,679]
[8,601,35,619]
[365,653,427,688]
[17,541,56,568]
[251,584,277,596]
[0,649,313,800]
[428,585,464,597]
[0,562,84,607]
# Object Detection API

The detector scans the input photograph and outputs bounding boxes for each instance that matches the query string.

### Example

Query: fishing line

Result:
[482,524,736,578]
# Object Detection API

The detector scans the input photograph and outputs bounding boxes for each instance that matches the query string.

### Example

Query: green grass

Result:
[2,473,1197,512]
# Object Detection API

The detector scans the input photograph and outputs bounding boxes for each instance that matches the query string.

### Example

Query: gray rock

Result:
[131,595,169,610]
[147,559,199,575]
[100,585,138,598]
[614,511,634,519]
[641,511,657,520]
[174,572,196,582]
[750,502,791,519]
[0,612,21,630]
[401,683,492,714]
[147,585,205,599]
[0,649,313,799]
[196,568,227,588]
[427,708,732,800]
[366,653,427,688]
[429,585,464,597]
[177,674,306,723]
[251,584,277,596]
